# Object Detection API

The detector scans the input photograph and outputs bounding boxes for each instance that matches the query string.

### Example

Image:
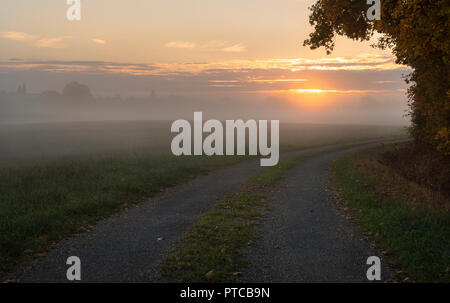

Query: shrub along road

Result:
[4,140,400,282]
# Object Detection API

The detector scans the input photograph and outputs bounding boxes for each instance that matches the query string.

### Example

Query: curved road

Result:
[242,143,394,282]
[6,140,394,282]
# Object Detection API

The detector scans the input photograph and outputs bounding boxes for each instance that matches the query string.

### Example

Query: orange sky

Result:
[1,0,389,62]
[0,0,410,124]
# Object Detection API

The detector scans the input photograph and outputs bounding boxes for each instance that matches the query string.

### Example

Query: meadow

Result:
[0,120,406,273]
[0,120,405,163]
[333,144,449,282]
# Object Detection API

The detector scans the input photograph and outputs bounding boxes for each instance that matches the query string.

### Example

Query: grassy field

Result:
[333,144,449,282]
[160,143,368,282]
[0,120,405,163]
[0,154,248,273]
[0,121,406,275]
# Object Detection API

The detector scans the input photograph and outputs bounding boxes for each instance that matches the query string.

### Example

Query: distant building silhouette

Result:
[17,83,26,95]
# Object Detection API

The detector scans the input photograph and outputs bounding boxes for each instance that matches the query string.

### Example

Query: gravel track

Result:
[6,140,391,282]
[241,143,394,283]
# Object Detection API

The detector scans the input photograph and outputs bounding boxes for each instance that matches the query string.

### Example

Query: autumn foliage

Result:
[304,0,450,155]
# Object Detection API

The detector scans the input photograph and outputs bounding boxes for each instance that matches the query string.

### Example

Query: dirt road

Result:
[8,140,393,282]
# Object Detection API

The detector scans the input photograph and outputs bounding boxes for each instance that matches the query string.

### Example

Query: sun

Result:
[271,88,334,109]
[290,89,332,94]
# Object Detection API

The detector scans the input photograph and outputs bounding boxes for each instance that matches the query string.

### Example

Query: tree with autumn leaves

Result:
[304,0,450,155]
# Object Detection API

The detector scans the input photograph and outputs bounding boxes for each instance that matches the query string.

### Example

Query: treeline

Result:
[304,0,449,155]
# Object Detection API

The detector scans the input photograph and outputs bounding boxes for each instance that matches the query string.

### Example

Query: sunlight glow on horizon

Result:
[288,89,394,95]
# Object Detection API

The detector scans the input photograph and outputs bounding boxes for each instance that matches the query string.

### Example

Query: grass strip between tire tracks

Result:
[160,142,369,282]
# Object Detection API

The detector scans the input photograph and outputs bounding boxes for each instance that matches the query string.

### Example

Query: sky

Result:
[0,0,410,125]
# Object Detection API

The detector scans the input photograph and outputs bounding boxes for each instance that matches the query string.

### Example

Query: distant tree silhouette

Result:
[62,81,92,99]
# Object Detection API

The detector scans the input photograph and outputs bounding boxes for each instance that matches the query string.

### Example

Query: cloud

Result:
[0,54,407,77]
[246,78,308,83]
[1,31,74,49]
[220,43,246,53]
[1,31,39,41]
[92,39,107,45]
[165,41,197,49]
[374,80,397,84]
[0,54,409,96]
[0,60,159,75]
[35,36,72,49]
[165,40,246,53]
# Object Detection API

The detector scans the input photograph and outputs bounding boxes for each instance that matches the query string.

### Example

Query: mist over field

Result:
[1,0,448,285]
[0,79,408,162]
[0,0,411,167]
[0,120,405,163]
[0,75,409,126]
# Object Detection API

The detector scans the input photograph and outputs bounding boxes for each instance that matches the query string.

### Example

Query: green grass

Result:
[161,143,371,282]
[0,154,248,273]
[0,138,401,278]
[333,150,450,282]
[161,191,266,282]
[0,140,376,275]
